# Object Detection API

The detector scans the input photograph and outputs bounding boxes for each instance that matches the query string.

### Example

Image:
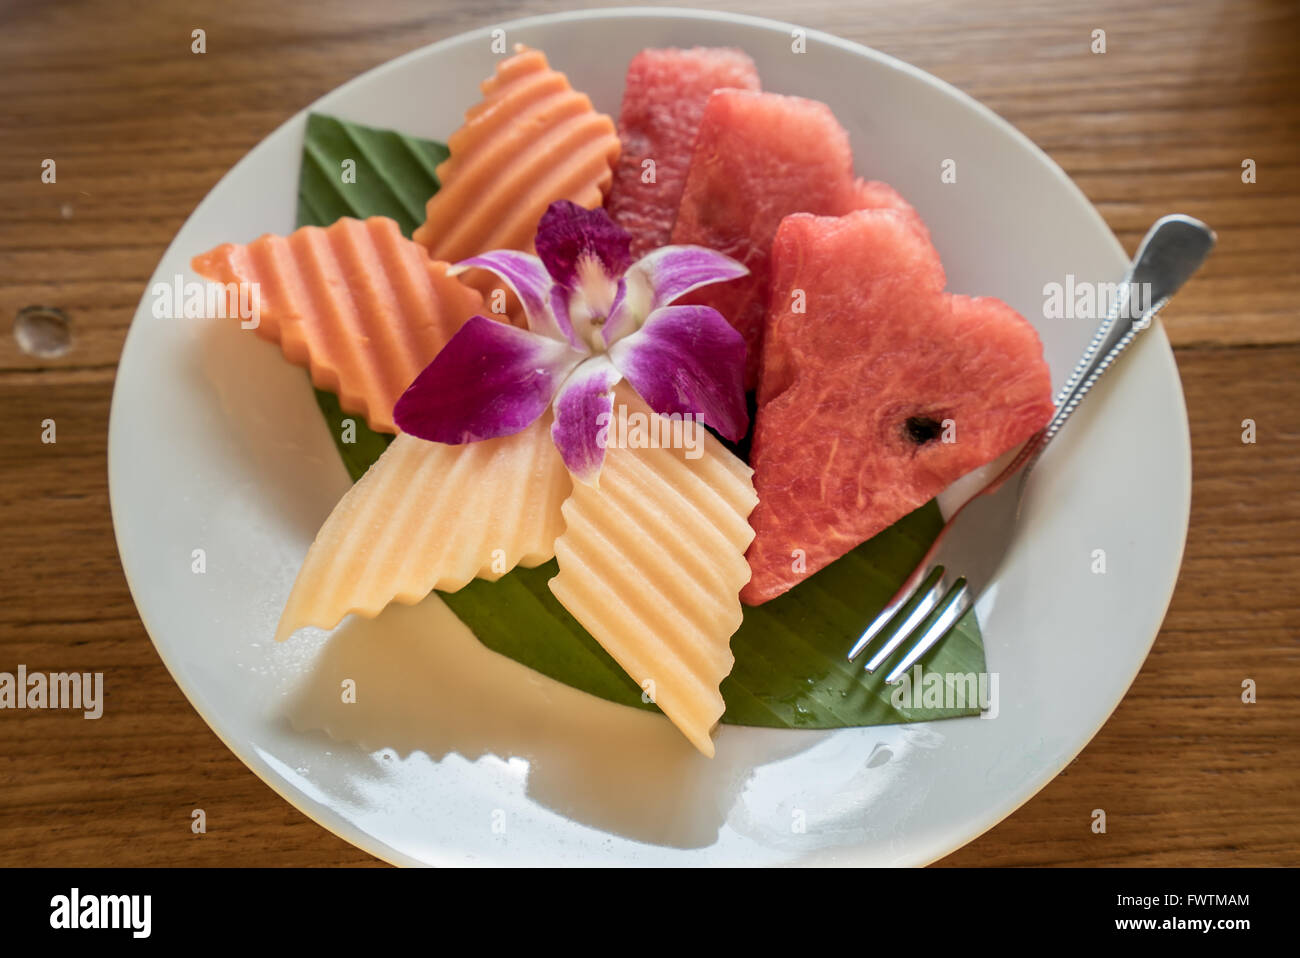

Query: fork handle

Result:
[1032,215,1215,457]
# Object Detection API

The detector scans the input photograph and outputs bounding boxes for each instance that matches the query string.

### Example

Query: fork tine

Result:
[860,567,945,672]
[846,562,938,661]
[863,581,943,673]
[883,580,972,684]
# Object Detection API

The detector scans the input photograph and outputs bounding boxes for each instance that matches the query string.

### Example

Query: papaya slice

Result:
[413,45,621,304]
[276,414,571,641]
[548,385,757,756]
[192,216,481,434]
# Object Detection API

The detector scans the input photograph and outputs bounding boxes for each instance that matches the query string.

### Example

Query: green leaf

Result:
[298,113,448,238]
[311,387,393,484]
[439,504,985,727]
[721,504,985,727]
[294,111,988,729]
[443,561,652,712]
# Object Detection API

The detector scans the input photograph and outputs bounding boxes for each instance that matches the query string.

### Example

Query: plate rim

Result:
[107,5,1192,867]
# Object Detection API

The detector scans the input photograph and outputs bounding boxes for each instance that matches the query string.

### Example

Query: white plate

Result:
[108,7,1190,866]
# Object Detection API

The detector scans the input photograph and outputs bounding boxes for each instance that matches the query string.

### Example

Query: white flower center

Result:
[570,253,621,353]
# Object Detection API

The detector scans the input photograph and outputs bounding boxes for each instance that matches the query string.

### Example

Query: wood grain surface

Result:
[0,0,1296,866]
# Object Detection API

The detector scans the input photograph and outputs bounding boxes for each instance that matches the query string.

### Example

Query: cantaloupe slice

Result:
[548,386,757,756]
[276,414,571,642]
[192,216,481,434]
[412,45,621,302]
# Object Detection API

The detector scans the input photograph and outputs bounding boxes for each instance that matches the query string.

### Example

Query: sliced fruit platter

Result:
[192,45,1055,757]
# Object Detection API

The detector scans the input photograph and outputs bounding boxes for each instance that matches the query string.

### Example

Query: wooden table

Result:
[1,0,1296,867]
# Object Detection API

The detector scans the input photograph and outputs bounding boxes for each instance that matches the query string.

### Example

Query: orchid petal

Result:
[451,251,572,343]
[607,304,749,441]
[605,245,748,344]
[599,278,632,347]
[395,315,583,443]
[551,356,623,484]
[632,244,749,310]
[535,200,632,289]
[548,284,583,350]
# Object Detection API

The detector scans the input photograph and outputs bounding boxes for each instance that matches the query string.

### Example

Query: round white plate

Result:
[109,7,1190,866]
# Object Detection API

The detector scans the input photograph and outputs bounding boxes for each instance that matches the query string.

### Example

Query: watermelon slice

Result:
[670,90,920,388]
[847,177,930,243]
[742,208,1055,605]
[605,47,761,258]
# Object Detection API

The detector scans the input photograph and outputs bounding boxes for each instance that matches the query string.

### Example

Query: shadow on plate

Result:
[280,598,824,849]
[192,315,351,543]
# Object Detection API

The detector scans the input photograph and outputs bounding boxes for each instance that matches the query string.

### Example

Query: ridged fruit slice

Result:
[276,414,571,641]
[192,216,481,434]
[413,45,621,302]
[548,385,757,756]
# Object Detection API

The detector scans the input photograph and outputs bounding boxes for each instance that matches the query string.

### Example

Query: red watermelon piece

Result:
[671,90,922,388]
[742,208,1055,605]
[606,47,761,258]
[847,177,930,243]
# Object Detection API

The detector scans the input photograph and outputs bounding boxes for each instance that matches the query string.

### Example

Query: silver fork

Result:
[846,214,1216,683]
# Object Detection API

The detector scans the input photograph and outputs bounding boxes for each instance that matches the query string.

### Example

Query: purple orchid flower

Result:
[394,200,750,483]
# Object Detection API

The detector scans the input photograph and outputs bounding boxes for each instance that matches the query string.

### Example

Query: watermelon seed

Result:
[904,416,944,444]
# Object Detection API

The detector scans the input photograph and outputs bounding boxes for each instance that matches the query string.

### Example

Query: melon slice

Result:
[276,414,571,641]
[605,47,761,258]
[742,209,1055,605]
[191,216,481,434]
[845,177,929,242]
[548,385,757,756]
[670,90,908,388]
[412,45,621,303]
